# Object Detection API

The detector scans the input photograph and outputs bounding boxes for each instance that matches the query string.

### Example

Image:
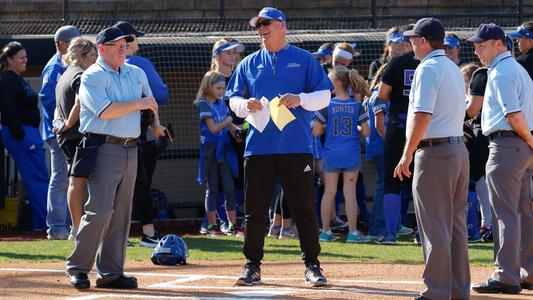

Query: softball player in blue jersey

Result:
[313,66,371,243]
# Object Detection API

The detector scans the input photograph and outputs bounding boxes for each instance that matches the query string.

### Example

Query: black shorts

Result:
[58,137,82,165]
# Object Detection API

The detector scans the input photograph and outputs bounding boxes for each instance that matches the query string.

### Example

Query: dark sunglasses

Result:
[255,19,273,29]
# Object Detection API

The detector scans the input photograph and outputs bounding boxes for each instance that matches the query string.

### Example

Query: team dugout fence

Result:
[0,9,530,219]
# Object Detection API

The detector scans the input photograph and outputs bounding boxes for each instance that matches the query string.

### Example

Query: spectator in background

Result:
[313,43,334,65]
[331,42,356,68]
[114,21,169,248]
[444,33,462,65]
[0,42,49,231]
[54,37,97,241]
[365,64,388,239]
[40,25,81,240]
[368,26,405,82]
[195,70,239,236]
[508,21,533,79]
[314,66,371,243]
[377,24,418,245]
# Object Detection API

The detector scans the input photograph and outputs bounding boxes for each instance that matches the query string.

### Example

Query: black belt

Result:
[105,135,137,148]
[488,130,524,141]
[418,136,464,149]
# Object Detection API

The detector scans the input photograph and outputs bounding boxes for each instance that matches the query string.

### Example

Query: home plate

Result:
[226,290,293,297]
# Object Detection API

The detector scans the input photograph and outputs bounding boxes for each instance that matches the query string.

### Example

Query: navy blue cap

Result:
[96,27,134,46]
[114,21,145,37]
[403,17,445,41]
[54,25,81,42]
[508,25,533,39]
[466,23,505,43]
[444,36,460,48]
[249,7,286,27]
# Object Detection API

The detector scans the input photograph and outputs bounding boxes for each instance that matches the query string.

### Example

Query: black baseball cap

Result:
[403,17,445,41]
[95,27,134,46]
[114,21,145,37]
[466,23,506,43]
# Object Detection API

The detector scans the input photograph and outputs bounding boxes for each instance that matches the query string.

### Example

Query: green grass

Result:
[0,236,495,266]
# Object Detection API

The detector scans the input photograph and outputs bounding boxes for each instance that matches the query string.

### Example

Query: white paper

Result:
[245,97,270,133]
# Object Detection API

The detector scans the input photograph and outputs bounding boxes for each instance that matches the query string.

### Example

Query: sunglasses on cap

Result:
[255,19,273,29]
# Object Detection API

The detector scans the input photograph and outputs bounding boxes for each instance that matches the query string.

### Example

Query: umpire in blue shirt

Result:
[397,18,471,300]
[469,23,533,295]
[66,27,158,290]
[227,7,333,287]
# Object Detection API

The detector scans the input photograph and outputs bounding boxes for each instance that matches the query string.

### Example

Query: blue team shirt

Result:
[197,97,229,143]
[314,97,369,169]
[365,89,388,160]
[39,53,66,140]
[126,55,169,105]
[226,44,333,156]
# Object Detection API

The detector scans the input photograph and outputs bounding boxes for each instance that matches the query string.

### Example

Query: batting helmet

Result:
[151,234,188,265]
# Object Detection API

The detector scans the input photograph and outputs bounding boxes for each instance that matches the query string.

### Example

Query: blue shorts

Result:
[323,160,361,173]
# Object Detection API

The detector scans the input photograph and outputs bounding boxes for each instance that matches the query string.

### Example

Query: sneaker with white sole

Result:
[346,231,371,243]
[267,225,281,238]
[305,264,327,287]
[139,231,161,248]
[235,264,261,286]
[319,231,336,242]
[279,225,298,239]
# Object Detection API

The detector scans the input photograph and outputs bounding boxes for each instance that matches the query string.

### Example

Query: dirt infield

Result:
[0,260,531,299]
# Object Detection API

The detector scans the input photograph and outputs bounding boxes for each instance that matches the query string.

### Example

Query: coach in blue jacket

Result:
[227,7,333,287]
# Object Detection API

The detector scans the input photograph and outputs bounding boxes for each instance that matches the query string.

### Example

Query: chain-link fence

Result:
[0,1,529,219]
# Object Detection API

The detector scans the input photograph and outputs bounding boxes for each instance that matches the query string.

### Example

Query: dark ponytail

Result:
[0,41,24,72]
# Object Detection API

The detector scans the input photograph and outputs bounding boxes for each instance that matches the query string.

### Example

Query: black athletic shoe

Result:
[139,231,161,248]
[69,273,90,290]
[472,279,521,294]
[235,265,261,286]
[305,264,327,287]
[96,275,138,289]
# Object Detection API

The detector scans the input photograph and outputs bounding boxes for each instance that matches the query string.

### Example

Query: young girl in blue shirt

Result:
[313,66,371,243]
[195,70,239,236]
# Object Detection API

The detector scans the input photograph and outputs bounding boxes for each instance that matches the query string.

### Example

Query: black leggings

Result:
[243,154,320,267]
[384,125,412,194]
[132,140,158,225]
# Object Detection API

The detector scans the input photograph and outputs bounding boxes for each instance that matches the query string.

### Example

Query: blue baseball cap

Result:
[505,34,514,50]
[249,7,286,27]
[508,25,533,39]
[312,47,333,57]
[444,36,460,48]
[466,23,505,43]
[403,17,445,41]
[95,27,134,46]
[54,25,81,43]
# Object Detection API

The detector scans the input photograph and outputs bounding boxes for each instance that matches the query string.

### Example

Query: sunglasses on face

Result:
[255,19,273,29]
[103,43,128,50]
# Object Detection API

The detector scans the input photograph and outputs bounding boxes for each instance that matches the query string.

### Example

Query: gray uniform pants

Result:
[66,143,138,279]
[413,143,470,300]
[486,136,533,286]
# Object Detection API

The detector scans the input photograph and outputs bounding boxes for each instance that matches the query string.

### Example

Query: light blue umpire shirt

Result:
[78,57,153,138]
[481,51,533,136]
[408,49,466,139]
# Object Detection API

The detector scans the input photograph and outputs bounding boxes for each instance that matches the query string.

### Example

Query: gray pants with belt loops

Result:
[486,135,533,287]
[66,142,138,280]
[413,142,470,300]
